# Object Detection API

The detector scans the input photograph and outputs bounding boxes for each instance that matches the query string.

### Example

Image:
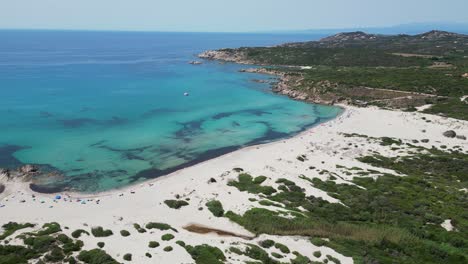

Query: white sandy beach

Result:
[1,105,467,264]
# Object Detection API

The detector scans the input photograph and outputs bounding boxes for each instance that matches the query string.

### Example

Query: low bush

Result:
[161,234,174,241]
[91,227,113,237]
[164,200,189,209]
[123,253,132,261]
[120,230,130,237]
[205,200,224,217]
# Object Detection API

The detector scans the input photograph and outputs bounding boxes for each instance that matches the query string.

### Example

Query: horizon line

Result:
[1,22,467,35]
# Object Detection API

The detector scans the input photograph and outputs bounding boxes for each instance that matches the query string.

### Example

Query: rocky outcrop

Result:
[20,164,38,174]
[0,168,10,179]
[188,61,203,65]
[198,50,254,64]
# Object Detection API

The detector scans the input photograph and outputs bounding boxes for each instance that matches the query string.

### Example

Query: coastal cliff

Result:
[198,30,468,119]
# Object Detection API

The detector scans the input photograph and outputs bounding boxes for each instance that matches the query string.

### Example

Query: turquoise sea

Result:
[0,30,342,193]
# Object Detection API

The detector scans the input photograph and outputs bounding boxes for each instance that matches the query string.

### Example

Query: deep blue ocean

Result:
[0,30,341,192]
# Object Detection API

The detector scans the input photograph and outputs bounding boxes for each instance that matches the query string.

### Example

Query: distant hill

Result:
[285,22,468,36]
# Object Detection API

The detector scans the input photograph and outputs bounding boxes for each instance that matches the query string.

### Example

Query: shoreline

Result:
[1,105,345,199]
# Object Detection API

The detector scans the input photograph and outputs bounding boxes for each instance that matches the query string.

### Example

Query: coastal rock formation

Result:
[198,50,252,64]
[188,60,202,65]
[0,168,10,179]
[20,164,38,174]
[443,130,457,138]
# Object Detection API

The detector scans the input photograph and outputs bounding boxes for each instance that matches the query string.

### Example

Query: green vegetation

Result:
[183,244,226,264]
[78,249,118,264]
[148,241,160,248]
[133,223,146,233]
[217,31,468,119]
[71,229,89,239]
[223,145,468,263]
[161,233,174,241]
[91,227,113,237]
[313,251,322,258]
[205,200,225,217]
[123,253,132,261]
[259,239,275,248]
[0,222,90,264]
[97,242,105,248]
[228,173,276,195]
[145,222,177,232]
[120,230,130,237]
[163,246,173,252]
[274,243,290,254]
[176,240,186,247]
[0,222,35,240]
[164,199,189,209]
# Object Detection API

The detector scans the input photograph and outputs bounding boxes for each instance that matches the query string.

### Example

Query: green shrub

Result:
[0,222,35,240]
[274,243,290,254]
[91,227,113,237]
[71,229,89,239]
[259,239,275,248]
[184,244,226,264]
[120,230,130,237]
[145,252,152,258]
[310,237,327,246]
[205,200,224,217]
[97,242,105,248]
[313,251,322,258]
[227,173,276,195]
[36,222,62,236]
[133,224,146,233]
[164,200,189,209]
[123,253,132,261]
[145,222,177,232]
[148,241,160,248]
[163,246,173,252]
[271,252,283,259]
[44,247,65,262]
[176,240,186,247]
[77,249,118,264]
[161,234,174,241]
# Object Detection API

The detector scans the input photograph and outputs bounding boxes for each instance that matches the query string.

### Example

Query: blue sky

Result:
[1,0,467,32]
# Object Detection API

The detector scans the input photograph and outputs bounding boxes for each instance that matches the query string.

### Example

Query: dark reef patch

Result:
[132,145,239,181]
[0,144,29,169]
[0,184,5,194]
[141,108,186,118]
[39,111,54,118]
[212,109,272,120]
[174,119,205,139]
[27,110,341,194]
[30,183,67,194]
[58,118,98,128]
[58,116,128,128]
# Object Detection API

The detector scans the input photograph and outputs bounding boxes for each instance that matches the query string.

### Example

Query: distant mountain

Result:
[291,22,468,36]
[282,30,468,55]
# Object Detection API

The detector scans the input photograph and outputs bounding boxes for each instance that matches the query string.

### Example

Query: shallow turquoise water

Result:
[0,31,341,192]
